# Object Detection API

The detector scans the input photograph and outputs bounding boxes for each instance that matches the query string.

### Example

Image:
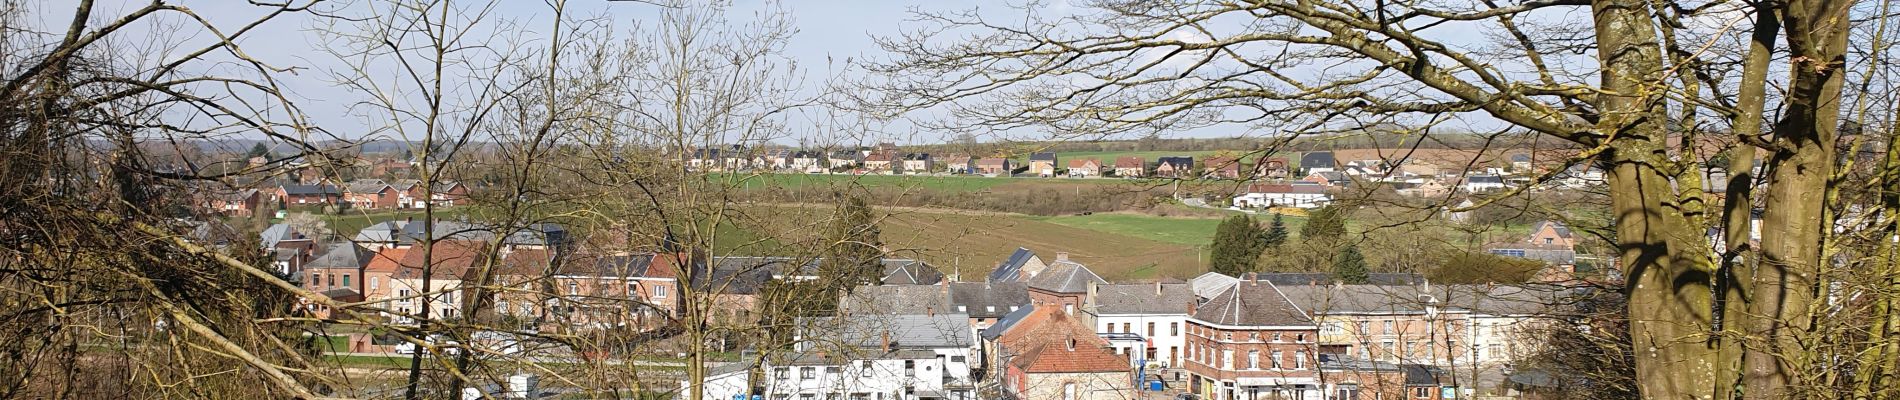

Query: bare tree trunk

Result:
[1593,1,1718,398]
[1745,0,1850,396]
[1718,4,1779,399]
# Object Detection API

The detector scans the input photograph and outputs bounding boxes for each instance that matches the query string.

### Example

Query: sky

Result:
[30,0,1630,146]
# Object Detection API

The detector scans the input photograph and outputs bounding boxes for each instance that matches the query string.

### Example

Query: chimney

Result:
[927,306,935,317]
[1248,272,1259,286]
[881,331,891,352]
[1154,281,1163,295]
[1187,300,1197,315]
[1055,252,1070,261]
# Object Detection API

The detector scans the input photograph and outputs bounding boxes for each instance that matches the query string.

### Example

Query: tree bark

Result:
[1593,1,1720,399]
[1717,4,1778,399]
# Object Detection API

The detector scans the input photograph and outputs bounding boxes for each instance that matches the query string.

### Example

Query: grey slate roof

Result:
[880,259,944,285]
[1300,151,1335,169]
[1530,220,1574,239]
[1274,284,1559,316]
[345,179,390,194]
[1193,281,1313,327]
[1025,260,1105,294]
[1029,152,1058,162]
[555,253,654,278]
[982,303,1038,340]
[947,281,1030,319]
[307,243,372,270]
[842,284,951,316]
[1189,272,1241,299]
[280,184,341,196]
[260,223,305,248]
[1252,273,1426,286]
[808,313,974,349]
[1092,283,1193,315]
[987,247,1039,283]
[352,220,410,244]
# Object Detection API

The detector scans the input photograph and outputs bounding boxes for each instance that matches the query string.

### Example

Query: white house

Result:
[701,313,978,400]
[1460,175,1506,192]
[1084,282,1194,370]
[1231,183,1331,209]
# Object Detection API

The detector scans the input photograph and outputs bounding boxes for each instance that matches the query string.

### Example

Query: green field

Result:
[1037,212,1308,246]
[1006,150,1298,167]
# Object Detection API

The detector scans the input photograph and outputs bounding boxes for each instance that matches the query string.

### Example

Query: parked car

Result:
[393,335,461,355]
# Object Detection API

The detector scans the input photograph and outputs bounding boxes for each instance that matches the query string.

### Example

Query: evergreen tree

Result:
[1334,244,1369,284]
[247,142,270,159]
[1209,215,1264,276]
[1263,213,1288,248]
[1300,205,1348,240]
[822,196,883,287]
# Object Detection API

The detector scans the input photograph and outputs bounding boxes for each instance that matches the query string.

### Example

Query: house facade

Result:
[1154,156,1194,178]
[1113,156,1145,177]
[1029,152,1059,177]
[1067,158,1102,178]
[1231,183,1332,209]
[975,158,1013,175]
[1184,278,1324,400]
[345,179,399,209]
[1085,282,1194,369]
[277,184,342,205]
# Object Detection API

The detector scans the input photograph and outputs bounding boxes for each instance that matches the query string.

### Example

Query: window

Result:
[1063,383,1076,400]
[1295,350,1307,369]
[627,282,637,297]
[1357,321,1369,334]
[1171,322,1180,336]
[801,367,816,380]
[1123,323,1132,333]
[825,366,841,376]
[1272,333,1282,342]
[860,361,873,377]
[312,274,323,287]
[327,274,336,287]
[369,277,379,290]
[904,360,916,377]
[1383,320,1394,334]
[1271,350,1283,369]
[1382,340,1397,360]
[397,289,411,298]
[567,283,578,296]
[1247,350,1259,369]
[1148,322,1156,337]
[654,285,667,298]
[342,274,351,288]
[1065,304,1074,315]
[1336,384,1361,400]
[1222,349,1233,369]
[1544,237,1555,245]
[1296,333,1306,343]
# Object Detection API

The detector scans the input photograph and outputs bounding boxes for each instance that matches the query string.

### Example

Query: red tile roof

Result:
[364,248,409,274]
[393,240,491,279]
[1001,306,1131,373]
[1114,156,1144,168]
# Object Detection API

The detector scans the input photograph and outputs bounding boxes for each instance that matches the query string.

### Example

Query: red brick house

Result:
[392,180,471,208]
[276,184,342,205]
[976,158,1014,175]
[1203,156,1244,179]
[209,189,260,216]
[1025,253,1106,316]
[1184,277,1324,399]
[995,305,1135,400]
[345,179,399,209]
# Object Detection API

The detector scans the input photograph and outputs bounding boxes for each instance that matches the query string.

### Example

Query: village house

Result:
[1486,220,1579,265]
[1183,275,1324,400]
[1300,151,1337,174]
[359,247,408,321]
[987,305,1135,400]
[698,313,978,400]
[1231,182,1331,209]
[1028,152,1059,177]
[755,149,793,170]
[1112,156,1145,177]
[1254,157,1290,178]
[209,188,261,216]
[1203,156,1244,179]
[988,247,1049,283]
[383,240,491,324]
[276,183,342,206]
[1066,158,1102,178]
[939,155,974,174]
[863,152,896,173]
[1154,156,1194,178]
[901,153,932,174]
[1084,282,1195,371]
[829,150,862,170]
[1304,170,1352,187]
[1024,253,1106,316]
[352,220,410,251]
[301,243,372,318]
[974,158,1013,176]
[344,179,399,209]
[261,223,317,278]
[1460,174,1507,192]
[790,151,824,172]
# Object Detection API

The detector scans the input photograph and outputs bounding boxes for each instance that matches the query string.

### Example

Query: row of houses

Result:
[692,248,1566,400]
[205,179,471,216]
